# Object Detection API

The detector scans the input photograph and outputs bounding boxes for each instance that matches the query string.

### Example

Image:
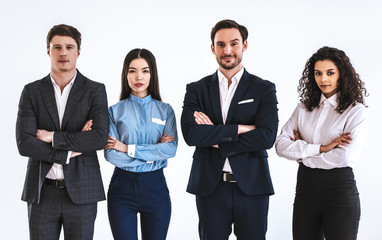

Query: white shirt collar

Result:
[217,67,244,85]
[320,93,339,109]
[50,71,77,88]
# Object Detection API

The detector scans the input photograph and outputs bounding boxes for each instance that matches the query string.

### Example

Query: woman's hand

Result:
[160,133,175,143]
[320,132,352,153]
[290,129,301,141]
[105,136,128,153]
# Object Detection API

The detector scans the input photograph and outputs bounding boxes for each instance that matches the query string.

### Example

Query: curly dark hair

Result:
[298,46,367,113]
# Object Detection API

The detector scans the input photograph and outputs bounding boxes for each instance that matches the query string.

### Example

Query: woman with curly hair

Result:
[275,46,367,240]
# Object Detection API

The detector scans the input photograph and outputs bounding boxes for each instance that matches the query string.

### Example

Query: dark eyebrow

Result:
[128,67,149,69]
[230,38,240,42]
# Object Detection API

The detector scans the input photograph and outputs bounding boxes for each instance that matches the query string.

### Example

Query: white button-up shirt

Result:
[275,93,367,169]
[45,73,76,180]
[218,68,244,172]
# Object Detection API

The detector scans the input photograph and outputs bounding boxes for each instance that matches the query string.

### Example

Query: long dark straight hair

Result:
[120,48,162,101]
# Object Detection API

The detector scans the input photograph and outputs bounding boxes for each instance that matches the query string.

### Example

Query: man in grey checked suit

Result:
[16,24,109,240]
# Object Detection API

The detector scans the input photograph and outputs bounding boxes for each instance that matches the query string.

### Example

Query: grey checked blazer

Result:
[16,70,109,204]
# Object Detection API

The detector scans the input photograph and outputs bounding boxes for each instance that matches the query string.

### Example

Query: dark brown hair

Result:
[46,24,81,49]
[211,19,248,45]
[298,46,367,113]
[120,48,162,101]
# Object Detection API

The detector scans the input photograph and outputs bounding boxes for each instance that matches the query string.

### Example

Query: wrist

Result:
[320,145,327,153]
[49,131,54,143]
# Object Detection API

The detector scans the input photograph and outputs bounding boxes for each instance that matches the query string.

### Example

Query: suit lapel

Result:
[61,71,86,130]
[208,72,224,124]
[226,70,250,124]
[40,75,60,130]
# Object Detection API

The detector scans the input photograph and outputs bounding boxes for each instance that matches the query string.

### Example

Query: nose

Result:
[60,49,67,56]
[137,72,143,80]
[322,74,328,82]
[224,45,232,55]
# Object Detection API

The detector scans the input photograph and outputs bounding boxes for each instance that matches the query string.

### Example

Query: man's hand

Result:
[193,111,218,148]
[238,125,256,134]
[36,130,54,143]
[82,119,93,131]
[194,111,214,125]
[71,119,93,158]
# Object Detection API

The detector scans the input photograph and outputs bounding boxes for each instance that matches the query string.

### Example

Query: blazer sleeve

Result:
[218,82,279,157]
[52,84,109,152]
[16,85,68,165]
[181,83,239,147]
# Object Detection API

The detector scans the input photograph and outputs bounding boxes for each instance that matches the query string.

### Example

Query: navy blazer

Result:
[181,69,278,197]
[16,71,109,204]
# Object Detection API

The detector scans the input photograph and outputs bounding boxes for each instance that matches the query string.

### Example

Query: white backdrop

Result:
[1,0,381,239]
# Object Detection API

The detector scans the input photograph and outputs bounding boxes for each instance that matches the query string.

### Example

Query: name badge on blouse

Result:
[152,118,166,125]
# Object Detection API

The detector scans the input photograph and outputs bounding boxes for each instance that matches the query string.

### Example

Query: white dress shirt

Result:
[275,93,367,169]
[45,73,76,180]
[218,68,244,172]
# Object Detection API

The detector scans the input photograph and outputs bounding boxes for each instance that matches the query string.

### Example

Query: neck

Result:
[131,92,148,99]
[51,68,76,91]
[219,65,242,82]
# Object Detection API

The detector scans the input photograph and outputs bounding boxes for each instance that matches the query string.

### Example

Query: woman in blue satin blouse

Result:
[104,48,178,240]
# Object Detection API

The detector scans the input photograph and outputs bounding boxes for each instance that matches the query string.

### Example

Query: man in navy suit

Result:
[181,19,278,240]
[16,24,108,240]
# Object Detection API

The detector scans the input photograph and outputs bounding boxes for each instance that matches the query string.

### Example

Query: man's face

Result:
[211,28,247,71]
[47,35,80,73]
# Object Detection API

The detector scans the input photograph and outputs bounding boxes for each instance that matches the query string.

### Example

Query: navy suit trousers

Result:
[107,167,171,240]
[196,176,269,240]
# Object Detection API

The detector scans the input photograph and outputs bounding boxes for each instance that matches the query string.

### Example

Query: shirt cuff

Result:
[128,144,136,158]
[306,144,321,157]
[52,132,55,147]
[66,151,72,164]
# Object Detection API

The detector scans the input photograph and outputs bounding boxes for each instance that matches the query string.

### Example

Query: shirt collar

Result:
[320,93,339,108]
[50,71,77,87]
[217,67,244,85]
[129,94,152,103]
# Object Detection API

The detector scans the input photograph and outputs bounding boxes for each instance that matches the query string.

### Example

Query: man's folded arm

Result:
[53,84,109,152]
[218,82,279,157]
[16,85,69,165]
[181,84,238,147]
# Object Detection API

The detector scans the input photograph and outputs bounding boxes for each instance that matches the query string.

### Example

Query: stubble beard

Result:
[217,54,242,70]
